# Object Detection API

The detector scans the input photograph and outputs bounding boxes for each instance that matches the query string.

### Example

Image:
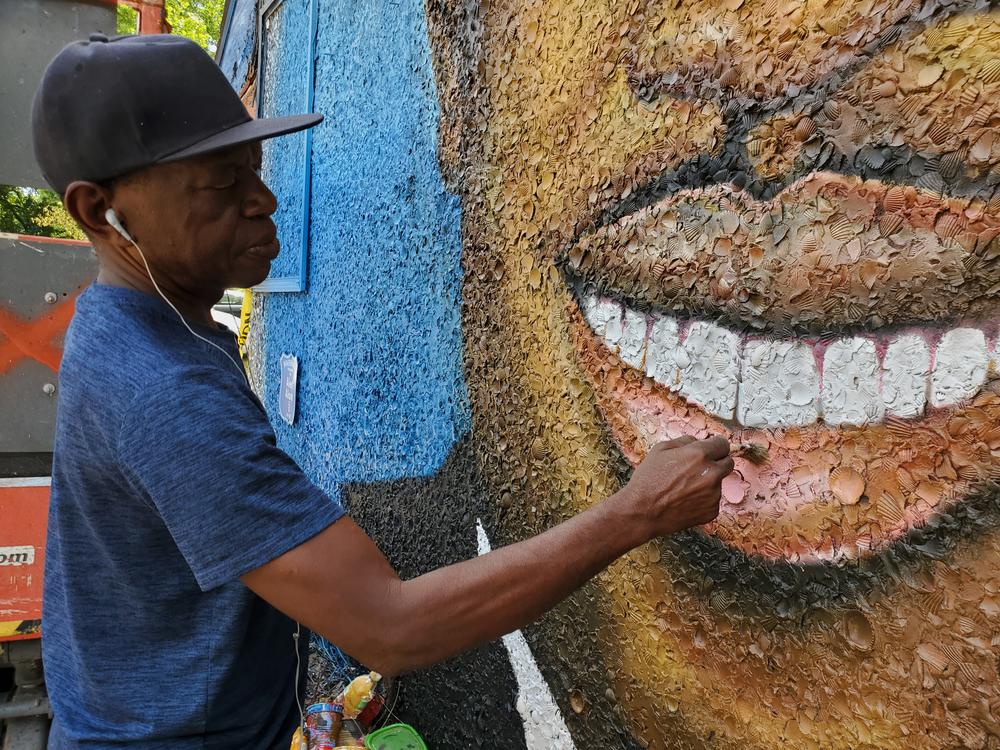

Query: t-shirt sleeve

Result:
[117,366,347,591]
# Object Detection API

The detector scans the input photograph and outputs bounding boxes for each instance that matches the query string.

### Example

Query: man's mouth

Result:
[246,237,280,260]
[564,171,1000,563]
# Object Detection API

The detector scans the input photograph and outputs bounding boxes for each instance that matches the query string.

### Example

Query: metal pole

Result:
[0,696,51,720]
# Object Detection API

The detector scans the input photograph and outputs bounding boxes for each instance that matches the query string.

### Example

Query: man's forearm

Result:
[380,489,648,674]
[242,436,726,677]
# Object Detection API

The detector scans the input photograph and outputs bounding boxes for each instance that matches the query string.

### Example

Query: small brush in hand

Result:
[734,442,769,464]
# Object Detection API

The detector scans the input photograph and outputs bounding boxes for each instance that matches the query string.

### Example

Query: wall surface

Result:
[251,0,468,485]
[222,0,1000,748]
[217,0,256,92]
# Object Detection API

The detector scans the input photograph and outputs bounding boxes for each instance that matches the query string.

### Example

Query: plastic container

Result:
[363,723,428,750]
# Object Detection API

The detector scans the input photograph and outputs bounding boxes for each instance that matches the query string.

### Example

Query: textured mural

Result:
[423,0,1000,747]
[222,0,1000,747]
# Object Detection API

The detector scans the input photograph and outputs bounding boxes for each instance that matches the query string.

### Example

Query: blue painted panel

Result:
[258,0,311,286]
[253,0,468,484]
[217,0,256,90]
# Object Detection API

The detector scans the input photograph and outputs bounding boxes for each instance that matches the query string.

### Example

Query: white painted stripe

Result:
[0,477,51,488]
[476,520,578,750]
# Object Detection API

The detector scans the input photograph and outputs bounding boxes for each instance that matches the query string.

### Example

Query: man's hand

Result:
[617,436,733,538]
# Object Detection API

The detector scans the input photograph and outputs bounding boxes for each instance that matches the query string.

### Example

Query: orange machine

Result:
[1,234,97,639]
[0,234,97,746]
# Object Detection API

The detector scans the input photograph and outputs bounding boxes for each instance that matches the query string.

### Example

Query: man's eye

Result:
[206,178,236,190]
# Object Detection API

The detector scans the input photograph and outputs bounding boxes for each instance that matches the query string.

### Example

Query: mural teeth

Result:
[618,308,648,369]
[822,337,884,426]
[677,321,740,421]
[931,328,988,407]
[645,315,681,390]
[582,295,623,348]
[990,338,1000,379]
[881,334,930,418]
[737,340,819,427]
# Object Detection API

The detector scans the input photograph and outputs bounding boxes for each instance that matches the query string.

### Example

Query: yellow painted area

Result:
[0,619,41,641]
[238,289,252,370]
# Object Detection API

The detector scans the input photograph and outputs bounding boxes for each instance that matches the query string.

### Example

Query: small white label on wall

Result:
[0,546,35,566]
[279,354,299,425]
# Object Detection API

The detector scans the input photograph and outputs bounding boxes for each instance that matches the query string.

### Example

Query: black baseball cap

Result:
[31,33,322,194]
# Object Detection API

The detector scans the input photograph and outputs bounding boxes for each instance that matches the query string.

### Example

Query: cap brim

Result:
[157,113,323,164]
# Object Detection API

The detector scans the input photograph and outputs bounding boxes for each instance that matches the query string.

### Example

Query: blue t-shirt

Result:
[44,283,346,749]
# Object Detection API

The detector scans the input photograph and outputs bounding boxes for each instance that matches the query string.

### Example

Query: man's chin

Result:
[231,262,272,290]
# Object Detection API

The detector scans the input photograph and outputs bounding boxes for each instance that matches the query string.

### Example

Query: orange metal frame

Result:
[1,236,93,642]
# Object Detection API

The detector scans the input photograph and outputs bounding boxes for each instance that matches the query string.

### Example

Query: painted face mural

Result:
[426,0,1000,747]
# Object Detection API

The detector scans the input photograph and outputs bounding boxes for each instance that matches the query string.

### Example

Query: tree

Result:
[0,185,85,240]
[166,0,226,54]
[117,1,225,54]
[116,4,139,34]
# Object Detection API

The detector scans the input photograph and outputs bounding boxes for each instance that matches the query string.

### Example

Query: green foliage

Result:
[116,4,139,35]
[167,0,226,54]
[114,1,223,54]
[0,186,85,240]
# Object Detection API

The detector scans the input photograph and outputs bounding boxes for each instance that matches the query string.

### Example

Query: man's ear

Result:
[63,181,122,247]
[425,0,479,192]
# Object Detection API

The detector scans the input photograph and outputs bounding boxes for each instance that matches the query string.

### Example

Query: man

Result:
[32,33,732,749]
[420,0,1000,747]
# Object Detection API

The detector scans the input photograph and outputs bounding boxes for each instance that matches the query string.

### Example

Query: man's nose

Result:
[242,172,278,218]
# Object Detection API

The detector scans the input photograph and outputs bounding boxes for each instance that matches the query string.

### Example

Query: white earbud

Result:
[104,207,135,243]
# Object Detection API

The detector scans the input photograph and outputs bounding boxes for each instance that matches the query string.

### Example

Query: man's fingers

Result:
[656,435,697,450]
[715,456,735,477]
[697,435,731,460]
